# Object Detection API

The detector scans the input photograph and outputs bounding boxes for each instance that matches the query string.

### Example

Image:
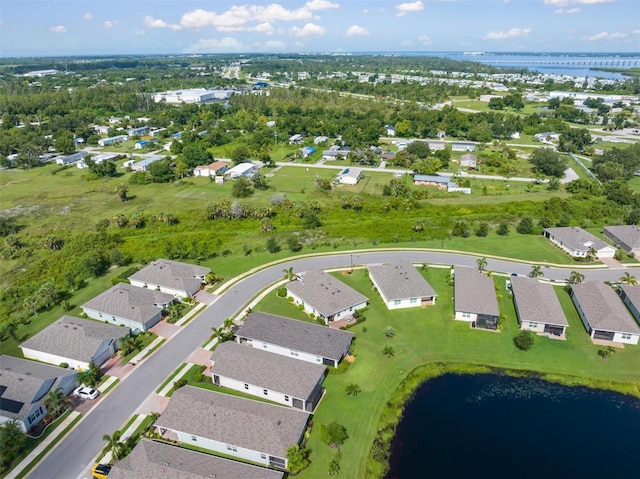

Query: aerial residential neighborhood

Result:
[1,39,640,479]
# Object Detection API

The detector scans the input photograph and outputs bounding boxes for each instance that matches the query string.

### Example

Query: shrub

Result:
[515,330,535,351]
[298,304,305,310]
[173,378,187,390]
[59,362,69,369]
[276,287,287,298]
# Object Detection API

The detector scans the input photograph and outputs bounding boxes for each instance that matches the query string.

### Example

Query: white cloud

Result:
[290,22,325,37]
[179,4,314,31]
[483,27,532,40]
[50,25,66,33]
[395,1,424,17]
[401,40,414,46]
[263,40,286,50]
[419,34,431,44]
[184,37,244,53]
[587,31,627,41]
[143,15,182,31]
[254,22,275,35]
[83,13,93,20]
[346,25,369,36]
[544,0,612,5]
[632,29,640,35]
[555,7,580,13]
[305,0,339,10]
[103,21,116,29]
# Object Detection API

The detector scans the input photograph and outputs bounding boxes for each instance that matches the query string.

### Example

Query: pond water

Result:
[385,374,640,479]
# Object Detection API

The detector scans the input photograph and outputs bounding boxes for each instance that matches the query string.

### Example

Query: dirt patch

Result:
[345,354,356,363]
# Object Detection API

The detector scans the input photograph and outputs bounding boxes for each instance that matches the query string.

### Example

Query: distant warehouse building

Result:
[98,135,128,147]
[152,88,233,104]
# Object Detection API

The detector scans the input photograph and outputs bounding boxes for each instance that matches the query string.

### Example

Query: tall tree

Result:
[619,272,638,285]
[44,387,69,418]
[476,257,488,271]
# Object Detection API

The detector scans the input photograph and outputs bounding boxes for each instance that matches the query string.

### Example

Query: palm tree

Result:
[476,257,487,271]
[222,317,235,331]
[116,183,128,202]
[102,430,124,461]
[529,265,543,278]
[44,387,69,418]
[568,271,585,285]
[120,334,142,356]
[382,345,395,357]
[345,383,361,396]
[586,247,597,262]
[282,267,296,281]
[619,272,638,285]
[383,326,396,338]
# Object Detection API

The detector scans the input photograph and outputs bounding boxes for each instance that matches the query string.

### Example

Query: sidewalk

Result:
[97,375,118,393]
[157,364,191,396]
[175,302,206,326]
[6,411,81,479]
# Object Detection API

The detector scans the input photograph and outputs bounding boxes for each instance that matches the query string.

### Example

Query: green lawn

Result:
[253,267,640,479]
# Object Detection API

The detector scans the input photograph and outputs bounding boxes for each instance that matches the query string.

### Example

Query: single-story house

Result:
[384,125,396,136]
[451,142,476,152]
[149,128,167,138]
[109,440,284,479]
[210,342,326,412]
[426,140,446,151]
[81,283,174,332]
[134,139,156,150]
[77,153,118,169]
[286,270,368,324]
[459,153,477,169]
[19,316,128,370]
[314,136,329,144]
[414,174,452,190]
[299,146,316,158]
[128,258,210,298]
[381,151,396,161]
[92,125,110,135]
[0,356,78,432]
[127,126,149,137]
[603,225,640,257]
[616,285,640,344]
[322,145,351,160]
[130,155,164,172]
[454,267,500,330]
[288,134,303,144]
[368,262,437,310]
[510,276,569,337]
[226,162,256,179]
[571,282,640,345]
[155,386,309,470]
[194,161,229,177]
[544,227,616,259]
[55,150,88,165]
[98,135,128,147]
[336,167,362,185]
[534,131,560,142]
[235,312,354,368]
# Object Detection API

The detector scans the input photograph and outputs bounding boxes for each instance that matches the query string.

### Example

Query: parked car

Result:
[74,386,99,400]
[92,463,111,479]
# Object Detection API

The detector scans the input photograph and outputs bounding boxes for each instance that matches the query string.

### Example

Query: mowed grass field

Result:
[254,267,640,478]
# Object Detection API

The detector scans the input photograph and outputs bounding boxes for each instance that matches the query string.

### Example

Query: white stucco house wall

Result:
[367,262,437,310]
[544,227,616,259]
[127,259,210,299]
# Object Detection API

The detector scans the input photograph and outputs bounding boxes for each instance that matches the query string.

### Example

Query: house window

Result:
[290,350,299,357]
[263,389,268,396]
[263,344,267,348]
[261,454,267,460]
[191,436,197,442]
[244,384,249,390]
[621,333,632,340]
[394,300,401,306]
[529,322,538,328]
[226,445,237,452]
[462,312,471,319]
[410,298,418,304]
[284,395,289,402]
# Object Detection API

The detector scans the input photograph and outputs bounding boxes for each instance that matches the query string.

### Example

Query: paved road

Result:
[29,251,634,478]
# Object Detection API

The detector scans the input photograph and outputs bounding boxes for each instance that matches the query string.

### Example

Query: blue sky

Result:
[1,0,638,56]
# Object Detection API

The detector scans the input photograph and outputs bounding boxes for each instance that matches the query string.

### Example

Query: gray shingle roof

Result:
[619,285,640,328]
[511,277,569,327]
[20,316,129,363]
[368,262,437,302]
[454,267,499,317]
[109,440,283,479]
[0,356,76,419]
[156,387,309,458]
[603,225,640,252]
[210,342,326,400]
[572,282,640,334]
[286,270,368,318]
[128,259,210,294]
[82,283,174,323]
[236,312,353,362]
[544,227,611,253]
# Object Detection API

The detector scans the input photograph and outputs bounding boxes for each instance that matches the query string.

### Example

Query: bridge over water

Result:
[486,59,640,67]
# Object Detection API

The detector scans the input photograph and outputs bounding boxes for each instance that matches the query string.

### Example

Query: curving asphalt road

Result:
[27,250,633,479]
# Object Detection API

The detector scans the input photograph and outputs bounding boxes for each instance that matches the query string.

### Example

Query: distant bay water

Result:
[376,52,640,80]
[385,374,640,479]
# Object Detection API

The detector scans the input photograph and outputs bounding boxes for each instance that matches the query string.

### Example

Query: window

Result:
[261,454,267,460]
[244,383,249,390]
[621,333,632,340]
[226,445,237,452]
[263,343,267,348]
[191,436,197,442]
[290,350,299,357]
[284,395,289,402]
[410,298,418,304]
[263,389,268,396]
[462,312,471,319]
[529,322,538,328]
[393,299,401,306]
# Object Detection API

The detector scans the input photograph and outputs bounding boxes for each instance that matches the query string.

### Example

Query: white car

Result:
[73,386,99,400]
